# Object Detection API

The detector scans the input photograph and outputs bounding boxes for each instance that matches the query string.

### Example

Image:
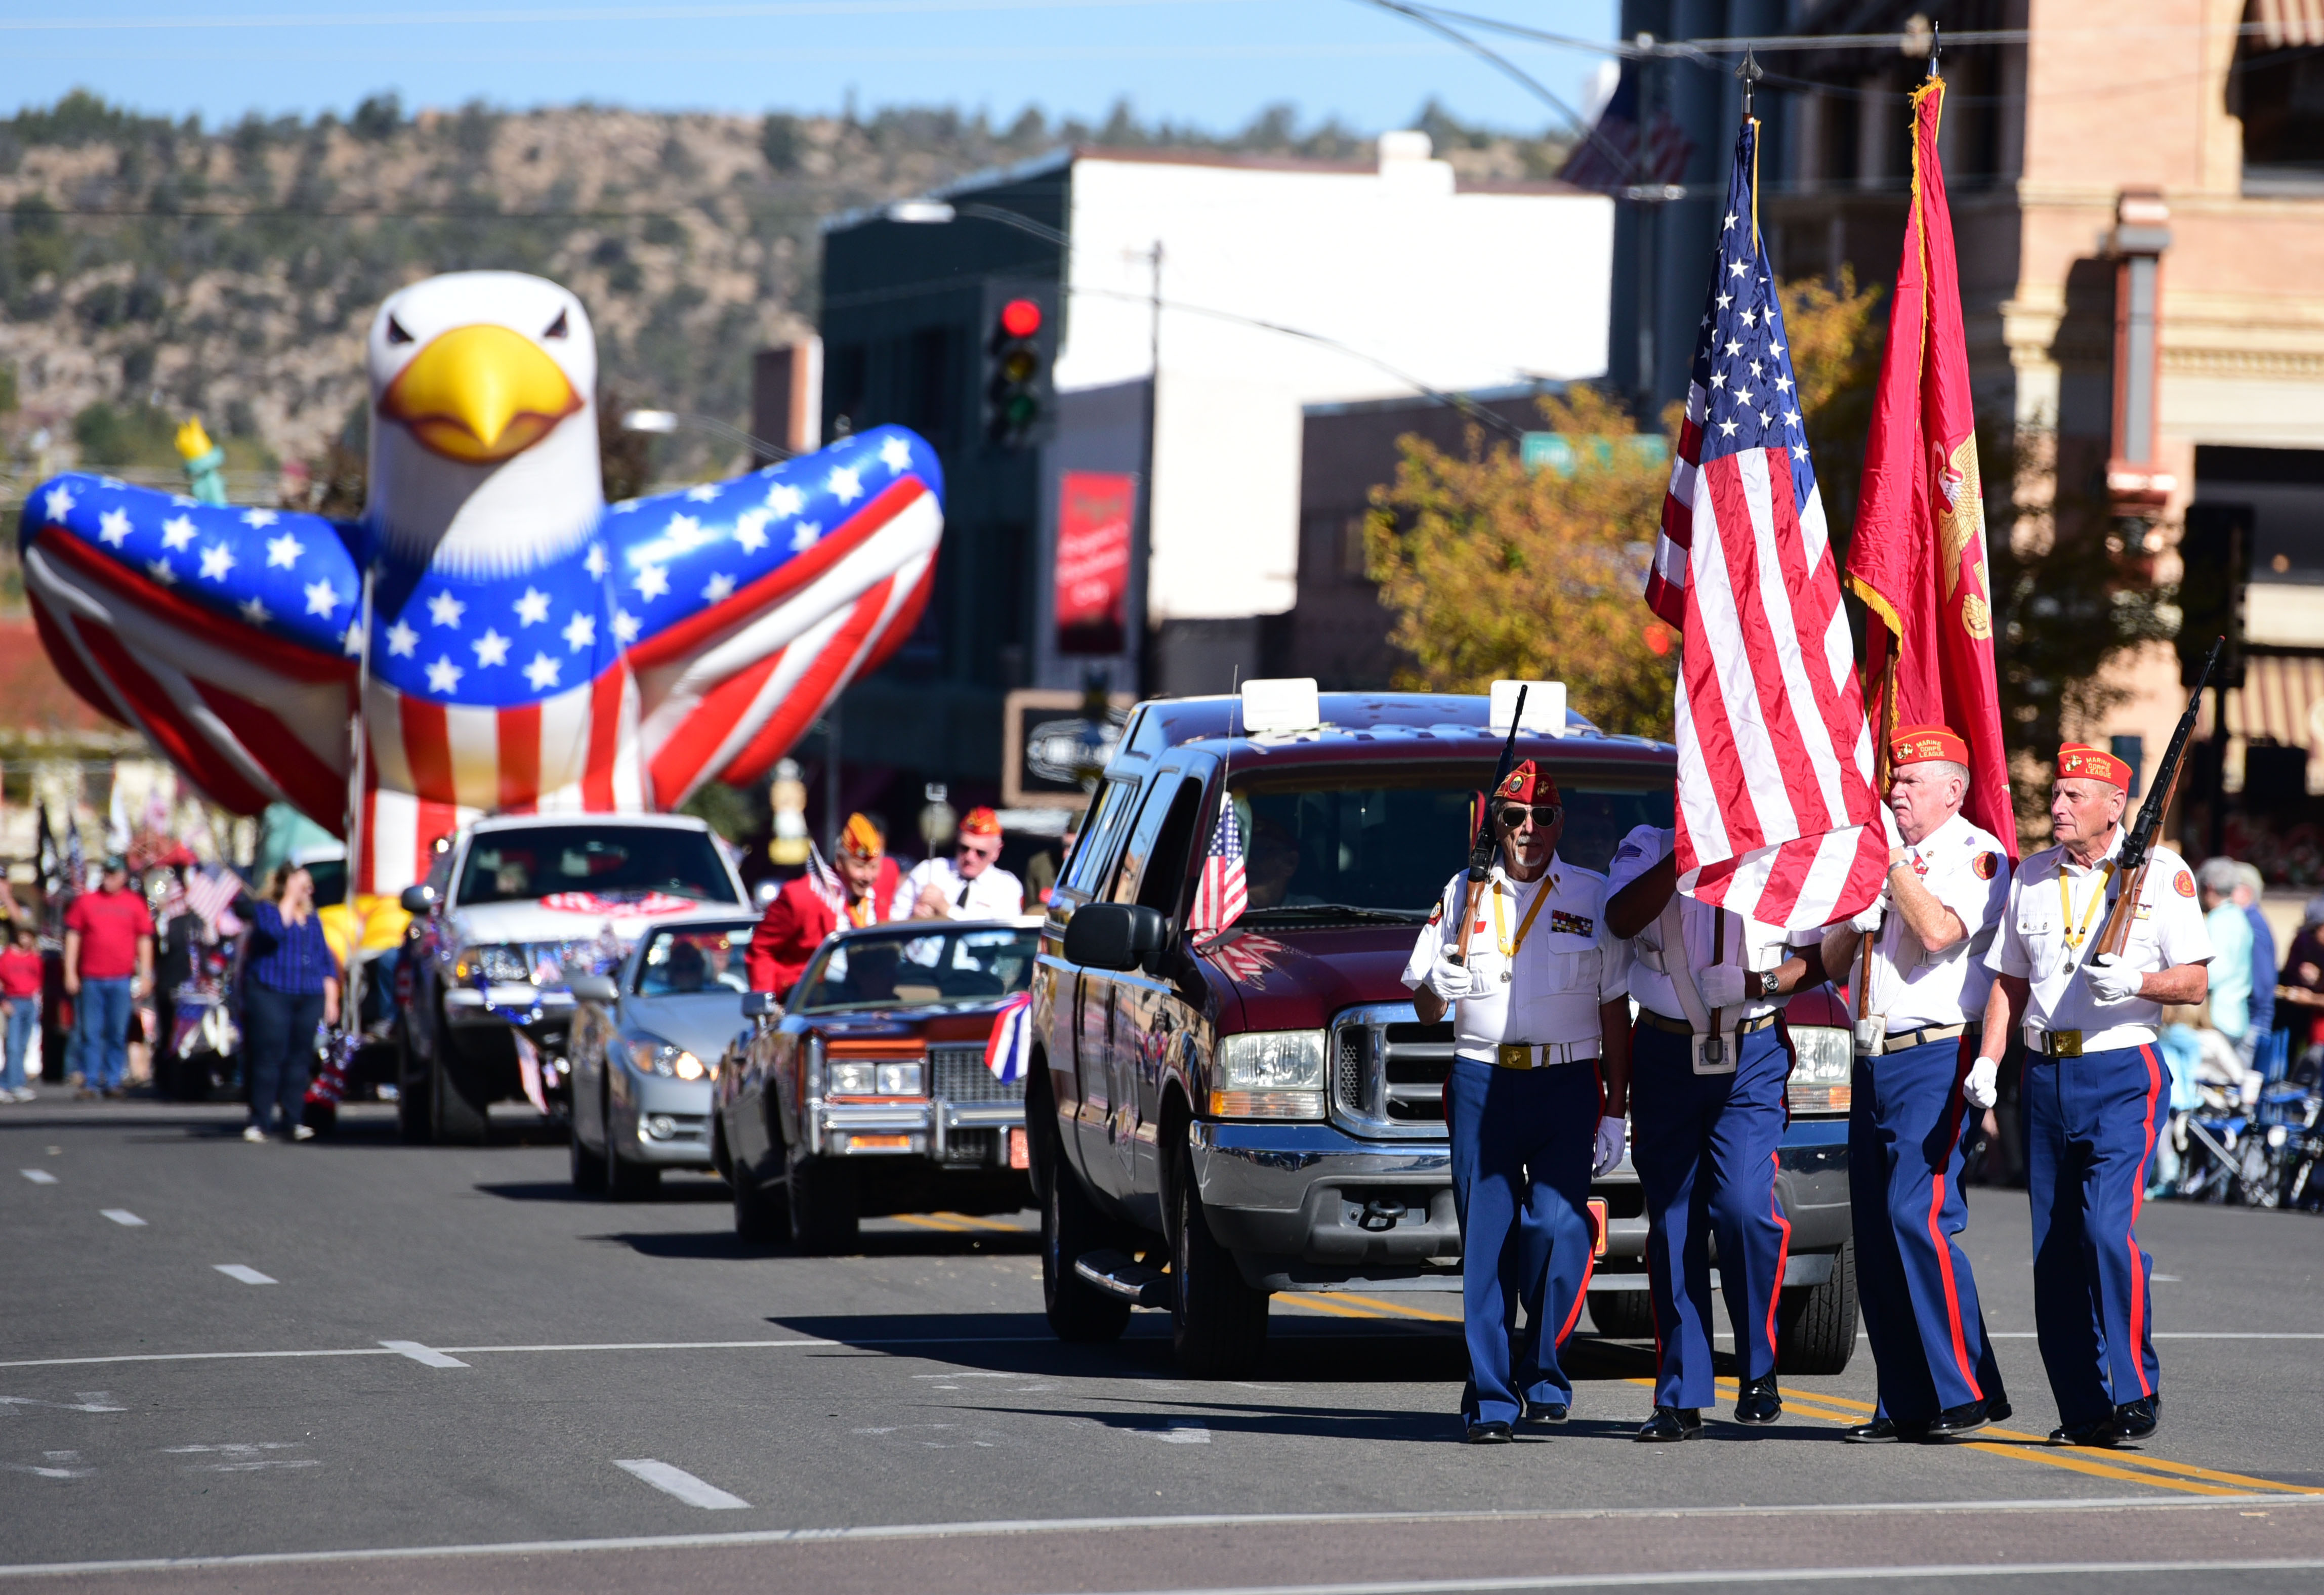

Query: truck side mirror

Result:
[1062,903,1165,972]
[740,990,779,1019]
[399,883,438,914]
[564,973,620,1004]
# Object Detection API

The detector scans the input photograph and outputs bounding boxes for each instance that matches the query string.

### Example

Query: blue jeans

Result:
[71,978,135,1092]
[3,998,36,1091]
[243,982,323,1135]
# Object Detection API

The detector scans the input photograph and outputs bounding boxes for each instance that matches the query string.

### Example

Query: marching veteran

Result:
[1605,821,1823,1441]
[746,813,910,996]
[1976,742,2211,1447]
[1818,726,2013,1443]
[1404,760,1631,1445]
[907,806,1027,920]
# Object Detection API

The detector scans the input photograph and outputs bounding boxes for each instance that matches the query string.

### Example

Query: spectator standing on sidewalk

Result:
[2279,894,2324,1080]
[2236,863,2278,1075]
[239,864,340,1144]
[2199,859,2256,1075]
[0,924,42,1102]
[63,856,152,1100]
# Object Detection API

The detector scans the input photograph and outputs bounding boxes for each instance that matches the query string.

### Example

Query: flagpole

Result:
[1856,645,1898,1012]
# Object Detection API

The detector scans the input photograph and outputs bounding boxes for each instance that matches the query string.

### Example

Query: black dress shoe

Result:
[2111,1397,2159,1443]
[2048,1417,2119,1448]
[1733,1375,1781,1425]
[1924,1400,1993,1441]
[1462,1419,1513,1445]
[1986,1398,2013,1424]
[1522,1401,1569,1425]
[1635,1406,1703,1442]
[1845,1417,1927,1444]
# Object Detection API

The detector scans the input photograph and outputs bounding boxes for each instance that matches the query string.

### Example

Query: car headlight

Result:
[825,1060,924,1098]
[627,1040,707,1080]
[1785,1026,1853,1115]
[1211,1030,1326,1120]
[470,944,531,984]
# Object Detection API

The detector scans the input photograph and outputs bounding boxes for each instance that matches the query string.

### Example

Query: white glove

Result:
[2084,957,2145,1004]
[1699,965,1750,1009]
[1424,952,1476,1002]
[1963,1055,1999,1112]
[1851,897,1887,935]
[1593,1114,1628,1176]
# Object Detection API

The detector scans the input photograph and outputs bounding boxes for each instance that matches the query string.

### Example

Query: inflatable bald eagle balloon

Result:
[20,271,941,894]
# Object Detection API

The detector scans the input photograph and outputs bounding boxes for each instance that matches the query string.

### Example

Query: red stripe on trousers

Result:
[717,573,900,786]
[2126,1044,2163,1397]
[621,478,927,670]
[583,667,626,810]
[189,682,345,830]
[74,621,274,814]
[497,701,541,811]
[1926,1035,1984,1401]
[1761,1150,1792,1369]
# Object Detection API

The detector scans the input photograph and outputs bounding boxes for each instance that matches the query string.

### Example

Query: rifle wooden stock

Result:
[2088,635,2217,963]
[2091,749,2193,962]
[1447,684,1528,967]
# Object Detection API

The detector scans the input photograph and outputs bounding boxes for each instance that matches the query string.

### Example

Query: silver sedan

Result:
[566,914,757,1200]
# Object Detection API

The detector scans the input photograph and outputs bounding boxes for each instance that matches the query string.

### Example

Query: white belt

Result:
[2024,1023,2159,1059]
[1457,1038,1604,1069]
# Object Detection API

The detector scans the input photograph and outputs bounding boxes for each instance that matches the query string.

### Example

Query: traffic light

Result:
[983,282,1055,450]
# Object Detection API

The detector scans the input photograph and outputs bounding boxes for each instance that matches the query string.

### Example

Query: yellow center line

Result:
[1277,1292,1390,1321]
[893,1214,971,1233]
[1323,1292,1464,1325]
[927,1211,1026,1233]
[1692,1376,2316,1497]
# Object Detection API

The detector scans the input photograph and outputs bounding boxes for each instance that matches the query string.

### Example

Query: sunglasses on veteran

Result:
[1495,803,1563,830]
[956,836,1003,862]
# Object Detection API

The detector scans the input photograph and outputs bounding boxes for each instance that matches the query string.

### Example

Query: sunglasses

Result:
[1495,804,1563,829]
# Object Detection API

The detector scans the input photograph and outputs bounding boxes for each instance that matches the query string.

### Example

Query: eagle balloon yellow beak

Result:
[380,323,582,463]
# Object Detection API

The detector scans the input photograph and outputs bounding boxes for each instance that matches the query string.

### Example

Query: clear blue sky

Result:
[1,0,1619,139]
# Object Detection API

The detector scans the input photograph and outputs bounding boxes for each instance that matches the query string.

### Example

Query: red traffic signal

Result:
[1000,298,1043,339]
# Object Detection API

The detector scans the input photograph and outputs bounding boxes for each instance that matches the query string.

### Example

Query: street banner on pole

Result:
[1844,76,2016,858]
[1645,116,1886,931]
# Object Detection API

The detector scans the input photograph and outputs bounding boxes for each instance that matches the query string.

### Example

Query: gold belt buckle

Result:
[1496,1043,1537,1070]
[2050,1030,2083,1058]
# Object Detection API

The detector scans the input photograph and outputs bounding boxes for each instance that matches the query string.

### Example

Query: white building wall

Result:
[1050,143,1614,623]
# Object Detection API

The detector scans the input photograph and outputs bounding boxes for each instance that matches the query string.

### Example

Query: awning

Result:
[2225,654,2324,748]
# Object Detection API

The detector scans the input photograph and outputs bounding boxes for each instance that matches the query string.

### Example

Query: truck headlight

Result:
[475,944,532,984]
[876,1061,924,1096]
[1211,1030,1326,1120]
[1785,1027,1853,1115]
[829,1061,877,1097]
[627,1041,707,1079]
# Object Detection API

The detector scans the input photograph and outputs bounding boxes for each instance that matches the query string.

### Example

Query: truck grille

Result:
[1329,1002,1456,1140]
[932,1044,1022,1104]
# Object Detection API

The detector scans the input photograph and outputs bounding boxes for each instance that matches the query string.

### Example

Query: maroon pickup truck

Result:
[1028,686,1858,1376]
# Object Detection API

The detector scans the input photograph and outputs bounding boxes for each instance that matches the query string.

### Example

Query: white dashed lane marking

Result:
[379,1341,468,1368]
[19,1169,57,1185]
[213,1265,276,1286]
[614,1459,751,1510]
[99,1210,144,1227]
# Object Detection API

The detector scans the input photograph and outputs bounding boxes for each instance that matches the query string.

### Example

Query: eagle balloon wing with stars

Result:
[18,430,940,841]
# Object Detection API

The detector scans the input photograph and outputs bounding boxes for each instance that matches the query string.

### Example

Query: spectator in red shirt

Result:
[64,856,154,1099]
[747,814,907,997]
[0,923,42,1103]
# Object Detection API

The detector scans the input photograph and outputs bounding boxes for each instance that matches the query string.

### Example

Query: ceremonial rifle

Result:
[2091,635,2221,963]
[1450,685,1528,968]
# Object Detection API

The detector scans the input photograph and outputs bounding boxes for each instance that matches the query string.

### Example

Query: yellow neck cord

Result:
[2058,860,2116,952]
[1492,874,1556,959]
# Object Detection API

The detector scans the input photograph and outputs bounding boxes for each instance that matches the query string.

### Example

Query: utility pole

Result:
[1136,239,1163,698]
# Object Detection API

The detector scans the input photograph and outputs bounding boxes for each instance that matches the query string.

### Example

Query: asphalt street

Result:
[5,1094,2324,1594]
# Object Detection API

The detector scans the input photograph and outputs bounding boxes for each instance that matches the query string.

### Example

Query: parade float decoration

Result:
[18,271,943,902]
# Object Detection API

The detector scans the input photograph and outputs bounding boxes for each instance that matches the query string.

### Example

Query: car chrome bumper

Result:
[444,986,576,1025]
[810,1099,1025,1164]
[1187,1114,1852,1292]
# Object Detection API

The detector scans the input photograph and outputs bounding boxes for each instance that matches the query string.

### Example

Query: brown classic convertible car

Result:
[713,917,1040,1251]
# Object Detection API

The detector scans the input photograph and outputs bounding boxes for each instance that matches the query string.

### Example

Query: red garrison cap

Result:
[1493,760,1559,806]
[1891,725,1969,767]
[959,806,1003,838]
[2056,743,2131,791]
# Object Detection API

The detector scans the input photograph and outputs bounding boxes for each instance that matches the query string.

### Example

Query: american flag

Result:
[984,990,1033,1084]
[1188,804,1249,938]
[1644,117,1887,933]
[1558,64,1694,193]
[21,426,940,896]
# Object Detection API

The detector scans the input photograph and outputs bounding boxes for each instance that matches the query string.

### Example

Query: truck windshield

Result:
[455,826,735,907]
[1228,775,1673,920]
[792,927,1041,1014]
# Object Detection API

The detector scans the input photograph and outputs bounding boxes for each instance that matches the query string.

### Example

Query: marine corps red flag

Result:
[1844,76,2016,858]
[1645,115,1887,931]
